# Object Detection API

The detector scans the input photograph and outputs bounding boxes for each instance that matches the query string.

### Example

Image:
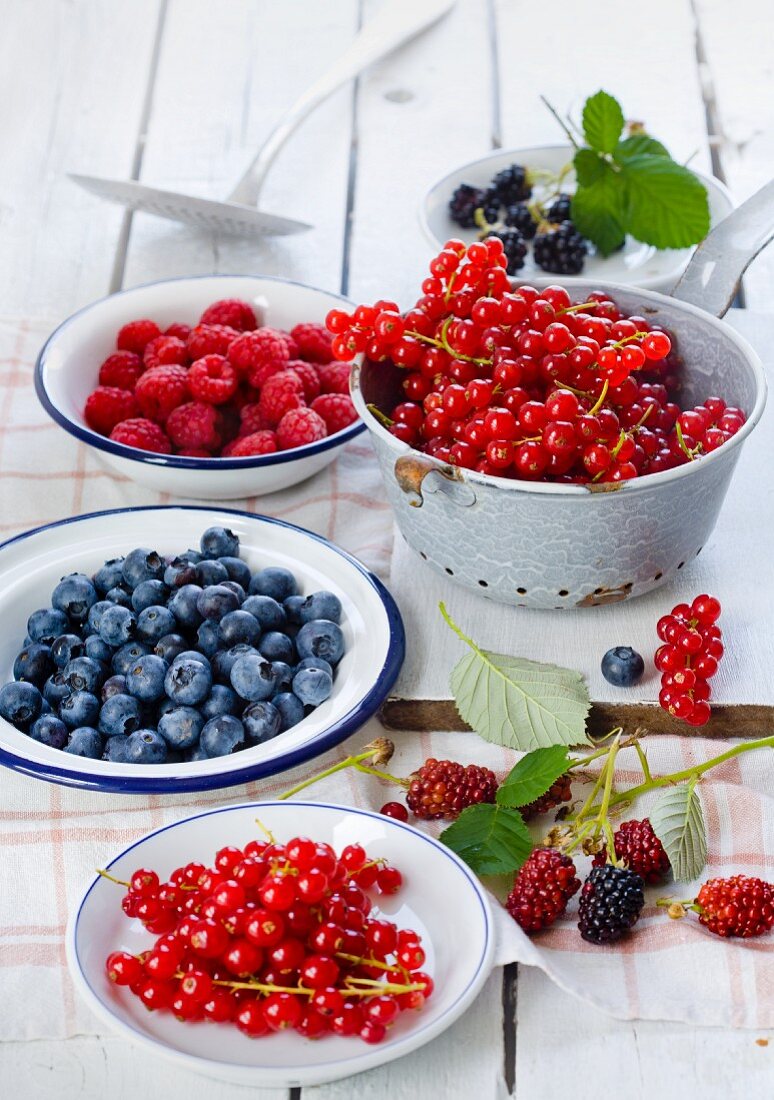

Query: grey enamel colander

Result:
[351,183,774,609]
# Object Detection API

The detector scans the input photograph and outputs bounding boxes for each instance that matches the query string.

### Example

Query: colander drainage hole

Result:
[558,589,569,597]
[677,561,685,570]
[478,580,488,587]
[654,571,663,581]
[419,551,427,560]
[445,567,454,576]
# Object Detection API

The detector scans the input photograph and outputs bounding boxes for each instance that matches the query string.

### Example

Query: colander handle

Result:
[394,455,476,509]
[671,179,774,317]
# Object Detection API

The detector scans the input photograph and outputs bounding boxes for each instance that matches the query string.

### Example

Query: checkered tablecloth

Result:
[0,318,772,1038]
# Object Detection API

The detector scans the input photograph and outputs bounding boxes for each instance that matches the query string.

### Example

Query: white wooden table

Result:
[1,1,773,1097]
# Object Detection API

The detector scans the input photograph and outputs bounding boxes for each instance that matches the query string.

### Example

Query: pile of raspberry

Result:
[83,298,359,458]
[655,593,724,726]
[326,238,746,483]
[105,834,433,1043]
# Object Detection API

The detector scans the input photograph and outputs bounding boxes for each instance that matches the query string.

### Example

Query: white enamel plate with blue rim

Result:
[0,507,404,793]
[66,801,495,1087]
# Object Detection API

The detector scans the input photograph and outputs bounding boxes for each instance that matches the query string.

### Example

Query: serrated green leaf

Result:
[619,155,710,249]
[573,147,605,187]
[571,161,627,256]
[649,783,707,883]
[450,648,591,751]
[440,804,533,875]
[497,746,571,808]
[614,133,670,163]
[582,90,625,153]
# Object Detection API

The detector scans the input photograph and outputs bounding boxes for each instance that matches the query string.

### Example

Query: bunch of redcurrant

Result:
[655,594,723,726]
[326,239,746,484]
[105,834,432,1044]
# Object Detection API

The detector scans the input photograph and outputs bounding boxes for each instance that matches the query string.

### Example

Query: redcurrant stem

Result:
[634,403,655,430]
[439,316,492,367]
[97,868,130,888]
[353,761,407,786]
[559,300,599,315]
[610,428,627,460]
[254,818,276,845]
[588,381,609,416]
[335,952,402,973]
[367,404,394,428]
[184,974,424,998]
[675,420,699,461]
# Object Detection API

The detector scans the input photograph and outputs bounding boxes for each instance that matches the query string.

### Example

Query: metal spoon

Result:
[69,0,455,238]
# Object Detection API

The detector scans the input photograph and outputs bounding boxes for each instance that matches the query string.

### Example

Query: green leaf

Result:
[649,783,708,883]
[571,161,627,256]
[582,90,625,153]
[440,804,533,875]
[573,147,605,187]
[614,133,670,163]
[497,746,571,808]
[619,155,710,249]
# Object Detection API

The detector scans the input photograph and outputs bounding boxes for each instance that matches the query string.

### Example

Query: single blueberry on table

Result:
[168,584,204,630]
[212,644,258,684]
[131,579,169,613]
[64,726,103,758]
[136,604,176,645]
[101,674,127,702]
[52,573,97,623]
[13,644,54,686]
[125,728,168,764]
[243,594,286,632]
[165,657,213,705]
[85,635,113,664]
[63,656,105,694]
[164,556,199,589]
[298,591,342,625]
[196,619,220,658]
[242,701,282,743]
[98,693,142,736]
[230,654,277,702]
[258,631,295,665]
[218,556,251,589]
[200,526,240,559]
[157,705,204,749]
[196,559,229,587]
[154,633,188,664]
[125,654,168,702]
[87,600,114,633]
[270,661,294,694]
[296,619,345,665]
[249,566,298,603]
[93,557,126,595]
[103,735,130,763]
[29,713,69,749]
[272,692,304,731]
[51,633,86,669]
[99,605,137,647]
[112,641,150,675]
[43,673,71,709]
[283,595,305,625]
[200,684,240,720]
[122,547,164,589]
[601,647,645,687]
[197,584,240,621]
[27,608,70,646]
[0,681,43,727]
[105,586,132,608]
[293,666,333,706]
[200,714,245,757]
[218,609,260,648]
[60,690,100,729]
[295,656,333,678]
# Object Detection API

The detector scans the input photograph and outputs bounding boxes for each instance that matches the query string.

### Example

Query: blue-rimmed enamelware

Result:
[35,275,365,500]
[0,506,404,793]
[66,801,495,1087]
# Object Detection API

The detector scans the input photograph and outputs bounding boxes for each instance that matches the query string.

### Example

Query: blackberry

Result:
[448,183,485,229]
[534,221,588,275]
[504,202,537,239]
[485,229,527,275]
[480,187,502,226]
[491,163,531,204]
[506,848,580,933]
[544,192,572,223]
[593,818,670,884]
[406,758,498,820]
[520,773,573,821]
[577,864,645,944]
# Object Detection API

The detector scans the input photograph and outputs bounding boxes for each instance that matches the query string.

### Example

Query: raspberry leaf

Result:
[614,133,670,162]
[649,782,707,883]
[496,746,571,808]
[442,603,591,751]
[571,159,627,257]
[440,804,533,875]
[582,90,625,153]
[618,155,710,249]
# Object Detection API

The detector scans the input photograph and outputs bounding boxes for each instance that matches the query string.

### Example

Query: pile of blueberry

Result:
[0,527,345,765]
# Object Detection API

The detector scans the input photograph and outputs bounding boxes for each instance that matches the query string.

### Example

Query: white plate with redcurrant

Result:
[35,275,364,499]
[66,800,495,1087]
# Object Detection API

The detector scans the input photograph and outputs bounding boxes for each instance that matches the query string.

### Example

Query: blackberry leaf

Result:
[582,90,625,154]
[497,745,571,808]
[649,782,707,883]
[614,133,670,162]
[440,803,533,875]
[571,158,627,256]
[620,155,710,249]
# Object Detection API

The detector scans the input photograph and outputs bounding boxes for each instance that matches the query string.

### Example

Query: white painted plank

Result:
[389,310,774,707]
[693,0,774,306]
[516,965,774,1100]
[0,0,161,317]
[121,0,358,295]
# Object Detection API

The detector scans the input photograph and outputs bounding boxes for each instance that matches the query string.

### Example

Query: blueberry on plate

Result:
[257,631,295,664]
[125,728,168,764]
[283,594,305,625]
[272,692,304,731]
[212,644,258,684]
[30,713,69,749]
[157,705,205,749]
[270,661,294,694]
[298,591,342,625]
[200,684,240,720]
[220,580,246,605]
[98,693,142,736]
[112,641,150,675]
[200,526,240,560]
[164,556,199,589]
[243,594,286,631]
[242,701,282,743]
[196,559,229,587]
[85,635,113,664]
[122,547,164,589]
[60,690,100,728]
[230,654,277,702]
[136,604,176,645]
[98,605,137,647]
[218,610,261,648]
[296,619,345,665]
[93,557,126,595]
[295,656,333,678]
[165,656,212,705]
[13,643,54,686]
[249,567,298,603]
[27,607,70,646]
[131,579,169,613]
[196,620,221,657]
[87,600,113,633]
[154,633,188,664]
[52,573,97,623]
[218,556,251,589]
[101,674,127,702]
[601,646,645,687]
[105,585,132,608]
[51,633,86,669]
[200,714,245,757]
[197,584,240,621]
[171,649,211,668]
[43,673,71,709]
[168,584,204,630]
[63,656,105,694]
[125,654,168,702]
[64,726,103,758]
[0,681,43,727]
[103,735,130,763]
[293,666,333,706]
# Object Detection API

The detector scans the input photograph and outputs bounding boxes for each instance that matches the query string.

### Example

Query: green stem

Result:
[96,868,129,888]
[634,741,652,784]
[277,749,402,801]
[541,95,580,150]
[589,380,609,416]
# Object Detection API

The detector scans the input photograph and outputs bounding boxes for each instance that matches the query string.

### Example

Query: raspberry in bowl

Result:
[35,276,363,499]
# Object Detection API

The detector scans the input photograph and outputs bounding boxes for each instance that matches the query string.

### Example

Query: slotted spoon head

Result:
[68,175,311,237]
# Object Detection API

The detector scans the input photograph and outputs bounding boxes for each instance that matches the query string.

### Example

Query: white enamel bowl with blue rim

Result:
[421,144,734,292]
[35,275,365,500]
[0,506,404,793]
[66,800,495,1088]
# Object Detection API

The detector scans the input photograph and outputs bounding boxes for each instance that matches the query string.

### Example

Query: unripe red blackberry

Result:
[592,818,670,884]
[406,758,498,821]
[520,774,573,821]
[506,848,581,933]
[578,865,645,944]
[695,875,774,938]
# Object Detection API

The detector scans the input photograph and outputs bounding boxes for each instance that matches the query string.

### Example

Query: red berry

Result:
[694,875,774,937]
[188,355,238,404]
[380,801,409,822]
[258,370,305,426]
[227,327,289,380]
[317,360,353,395]
[84,386,139,435]
[187,323,239,359]
[519,774,573,821]
[106,950,142,985]
[223,430,278,458]
[593,818,670,883]
[406,758,498,820]
[134,365,189,422]
[199,298,257,332]
[262,992,302,1031]
[310,393,358,435]
[290,321,334,363]
[276,407,327,449]
[116,319,161,354]
[506,849,581,933]
[98,350,145,391]
[143,335,188,371]
[235,998,270,1036]
[110,418,171,454]
[166,402,222,452]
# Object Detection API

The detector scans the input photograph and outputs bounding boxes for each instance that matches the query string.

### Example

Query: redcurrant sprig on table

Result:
[655,594,723,726]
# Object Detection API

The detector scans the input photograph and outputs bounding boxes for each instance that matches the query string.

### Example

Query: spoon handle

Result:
[227,0,456,206]
[671,180,774,317]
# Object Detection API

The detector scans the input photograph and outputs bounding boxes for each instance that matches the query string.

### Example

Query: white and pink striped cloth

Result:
[0,319,771,1038]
